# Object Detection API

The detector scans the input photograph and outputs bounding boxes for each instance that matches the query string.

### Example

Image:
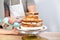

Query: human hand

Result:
[11,28,19,34]
[8,17,16,24]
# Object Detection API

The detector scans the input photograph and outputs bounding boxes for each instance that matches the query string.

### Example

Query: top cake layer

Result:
[26,12,38,16]
[22,18,43,22]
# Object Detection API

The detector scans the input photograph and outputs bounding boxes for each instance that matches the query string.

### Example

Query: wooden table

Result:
[0,32,60,40]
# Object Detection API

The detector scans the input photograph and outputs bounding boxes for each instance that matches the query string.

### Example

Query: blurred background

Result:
[0,0,4,20]
[0,0,60,32]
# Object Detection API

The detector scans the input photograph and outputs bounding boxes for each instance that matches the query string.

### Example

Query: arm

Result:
[28,5,37,12]
[27,0,38,12]
[0,29,13,34]
[4,2,10,17]
[5,10,10,17]
[0,28,19,35]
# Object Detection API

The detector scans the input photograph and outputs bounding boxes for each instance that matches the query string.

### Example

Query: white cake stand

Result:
[18,25,47,34]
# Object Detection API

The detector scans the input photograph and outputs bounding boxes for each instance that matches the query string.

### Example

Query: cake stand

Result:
[18,25,47,34]
[18,25,47,40]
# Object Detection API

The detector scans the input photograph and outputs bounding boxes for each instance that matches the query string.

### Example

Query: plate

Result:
[18,25,47,34]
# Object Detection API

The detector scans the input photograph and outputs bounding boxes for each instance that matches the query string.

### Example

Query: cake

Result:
[21,12,43,30]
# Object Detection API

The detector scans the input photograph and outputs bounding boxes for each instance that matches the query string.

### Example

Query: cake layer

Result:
[20,25,44,30]
[26,15,38,19]
[22,19,43,22]
[26,12,38,15]
[21,22,43,27]
[22,24,37,27]
[21,22,43,24]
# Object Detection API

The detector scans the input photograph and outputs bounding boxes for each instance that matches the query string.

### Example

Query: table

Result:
[0,32,60,40]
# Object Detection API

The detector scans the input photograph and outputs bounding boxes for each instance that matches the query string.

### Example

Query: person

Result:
[4,0,37,17]
[1,0,38,34]
[4,1,10,17]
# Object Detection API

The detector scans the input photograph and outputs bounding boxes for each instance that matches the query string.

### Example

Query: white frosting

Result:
[19,25,44,30]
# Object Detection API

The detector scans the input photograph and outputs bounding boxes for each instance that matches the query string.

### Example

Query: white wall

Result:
[35,0,60,32]
[0,0,4,20]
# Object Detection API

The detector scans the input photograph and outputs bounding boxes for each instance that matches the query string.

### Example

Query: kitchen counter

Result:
[0,32,60,40]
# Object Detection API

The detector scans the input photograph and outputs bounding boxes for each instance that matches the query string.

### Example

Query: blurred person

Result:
[4,0,38,25]
[4,0,37,17]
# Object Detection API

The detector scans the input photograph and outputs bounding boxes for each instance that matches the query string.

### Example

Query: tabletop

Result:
[0,32,60,40]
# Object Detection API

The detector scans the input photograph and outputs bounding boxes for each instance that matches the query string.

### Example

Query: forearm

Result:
[5,10,10,17]
[28,5,38,12]
[0,29,12,35]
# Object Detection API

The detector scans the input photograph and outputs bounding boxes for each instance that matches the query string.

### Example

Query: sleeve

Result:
[27,0,35,6]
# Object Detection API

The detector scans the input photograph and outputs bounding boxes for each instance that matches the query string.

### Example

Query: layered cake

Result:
[21,12,43,30]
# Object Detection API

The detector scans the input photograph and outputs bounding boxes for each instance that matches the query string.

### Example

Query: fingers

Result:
[13,28,18,31]
[12,28,20,34]
[9,18,16,24]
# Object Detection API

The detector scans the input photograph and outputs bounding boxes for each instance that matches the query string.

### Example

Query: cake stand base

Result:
[22,34,48,40]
